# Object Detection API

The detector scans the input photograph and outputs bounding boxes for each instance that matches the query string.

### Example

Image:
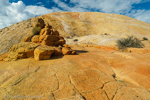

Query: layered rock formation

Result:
[4,18,76,61]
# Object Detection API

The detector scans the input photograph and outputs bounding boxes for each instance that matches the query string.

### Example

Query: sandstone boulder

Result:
[54,40,66,47]
[59,36,64,40]
[4,18,77,61]
[50,29,59,35]
[41,40,54,46]
[53,48,63,56]
[43,28,51,35]
[63,44,71,48]
[39,35,46,43]
[39,24,52,35]
[8,42,40,60]
[62,47,72,55]
[31,35,40,43]
[62,47,76,55]
[41,35,60,46]
[45,24,52,29]
[22,36,31,42]
[33,18,45,29]
[43,35,59,42]
[34,45,55,60]
[39,29,45,35]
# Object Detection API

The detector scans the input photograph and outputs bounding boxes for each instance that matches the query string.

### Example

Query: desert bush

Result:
[66,36,71,39]
[143,37,148,40]
[116,35,144,51]
[73,39,78,42]
[58,45,62,49]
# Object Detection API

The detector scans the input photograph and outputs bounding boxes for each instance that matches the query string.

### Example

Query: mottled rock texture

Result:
[0,46,150,100]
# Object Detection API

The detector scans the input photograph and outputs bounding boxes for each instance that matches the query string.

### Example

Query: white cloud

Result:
[126,10,150,23]
[0,0,55,29]
[25,6,53,15]
[0,0,34,29]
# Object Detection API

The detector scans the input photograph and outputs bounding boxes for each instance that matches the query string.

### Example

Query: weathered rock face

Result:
[6,42,40,61]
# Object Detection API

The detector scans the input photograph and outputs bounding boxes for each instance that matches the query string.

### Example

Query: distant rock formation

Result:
[4,18,76,61]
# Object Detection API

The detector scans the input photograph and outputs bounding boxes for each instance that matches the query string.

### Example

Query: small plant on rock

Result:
[143,37,148,40]
[32,26,41,35]
[58,45,62,49]
[66,36,71,39]
[73,39,78,42]
[116,35,144,51]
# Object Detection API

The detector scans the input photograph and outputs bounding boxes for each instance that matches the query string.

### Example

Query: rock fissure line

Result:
[125,70,132,75]
[101,81,111,89]
[68,75,86,100]
[51,92,56,100]
[13,77,24,85]
[27,62,31,76]
[52,73,60,93]
[4,87,11,95]
[13,63,41,86]
[34,66,40,73]
[104,90,111,100]
[112,86,124,100]
[100,55,116,78]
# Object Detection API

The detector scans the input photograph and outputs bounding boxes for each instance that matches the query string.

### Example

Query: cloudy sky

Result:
[0,0,150,29]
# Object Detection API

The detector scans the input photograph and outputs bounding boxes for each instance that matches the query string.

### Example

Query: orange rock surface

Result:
[0,46,150,99]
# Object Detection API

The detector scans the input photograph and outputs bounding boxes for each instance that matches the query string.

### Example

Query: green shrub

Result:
[116,36,144,51]
[143,37,148,40]
[73,39,78,42]
[66,36,71,39]
[32,26,41,35]
[58,45,62,49]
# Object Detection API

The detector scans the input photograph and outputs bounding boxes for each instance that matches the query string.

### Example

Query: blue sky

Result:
[0,0,150,29]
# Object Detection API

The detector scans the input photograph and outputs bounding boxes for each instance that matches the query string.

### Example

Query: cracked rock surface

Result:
[0,46,150,100]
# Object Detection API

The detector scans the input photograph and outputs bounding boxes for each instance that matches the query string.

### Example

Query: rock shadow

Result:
[50,55,64,59]
[75,50,88,54]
